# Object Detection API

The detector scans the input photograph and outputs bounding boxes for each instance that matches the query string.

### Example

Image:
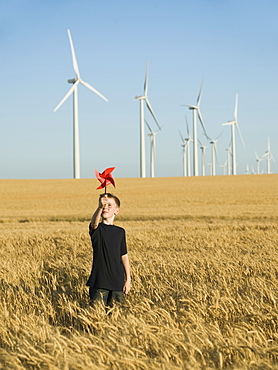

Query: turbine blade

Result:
[145,119,153,133]
[234,93,238,122]
[222,120,236,126]
[236,122,246,149]
[146,97,160,130]
[178,130,184,142]
[67,29,80,79]
[54,82,77,112]
[185,116,190,137]
[144,61,149,96]
[80,79,108,102]
[196,79,204,107]
[197,109,208,138]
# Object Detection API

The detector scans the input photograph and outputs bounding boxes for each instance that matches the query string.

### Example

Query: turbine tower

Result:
[54,29,108,179]
[222,94,245,175]
[135,62,160,178]
[145,120,160,178]
[183,81,207,177]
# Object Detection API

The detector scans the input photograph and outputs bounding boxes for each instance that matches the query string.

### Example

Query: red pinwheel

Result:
[95,167,116,193]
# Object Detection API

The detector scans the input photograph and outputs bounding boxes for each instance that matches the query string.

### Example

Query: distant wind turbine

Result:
[220,160,227,175]
[198,139,207,176]
[183,80,208,177]
[255,152,263,174]
[135,62,161,178]
[263,137,275,174]
[145,120,160,178]
[54,29,108,179]
[179,130,190,177]
[208,133,222,176]
[226,146,232,175]
[221,94,245,175]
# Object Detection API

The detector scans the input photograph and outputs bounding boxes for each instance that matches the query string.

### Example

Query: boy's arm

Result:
[122,254,131,294]
[90,194,106,230]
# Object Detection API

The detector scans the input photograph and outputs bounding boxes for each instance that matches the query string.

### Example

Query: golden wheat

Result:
[0,175,277,369]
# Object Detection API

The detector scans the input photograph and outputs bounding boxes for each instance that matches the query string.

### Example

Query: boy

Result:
[86,193,131,306]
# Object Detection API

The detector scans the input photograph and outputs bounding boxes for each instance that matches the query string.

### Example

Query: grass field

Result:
[0,175,277,369]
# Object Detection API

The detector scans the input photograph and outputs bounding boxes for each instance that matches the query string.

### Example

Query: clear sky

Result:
[1,0,277,179]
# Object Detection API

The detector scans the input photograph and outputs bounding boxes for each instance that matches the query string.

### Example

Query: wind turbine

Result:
[255,152,263,174]
[145,120,160,178]
[208,133,221,176]
[221,94,245,175]
[198,139,207,176]
[263,137,275,174]
[135,62,161,178]
[226,146,232,175]
[183,80,208,177]
[179,130,190,177]
[220,160,227,175]
[54,29,108,179]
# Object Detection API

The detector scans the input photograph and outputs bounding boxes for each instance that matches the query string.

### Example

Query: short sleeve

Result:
[121,229,127,255]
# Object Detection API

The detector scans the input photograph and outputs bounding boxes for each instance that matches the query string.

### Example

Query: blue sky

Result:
[0,0,277,179]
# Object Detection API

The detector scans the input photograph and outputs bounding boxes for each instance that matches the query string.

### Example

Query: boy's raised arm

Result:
[90,194,107,230]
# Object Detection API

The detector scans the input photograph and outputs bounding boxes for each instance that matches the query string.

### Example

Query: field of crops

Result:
[0,174,277,369]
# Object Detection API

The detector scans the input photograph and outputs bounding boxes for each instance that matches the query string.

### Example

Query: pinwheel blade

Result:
[102,167,115,176]
[53,82,78,112]
[80,79,108,102]
[67,29,80,79]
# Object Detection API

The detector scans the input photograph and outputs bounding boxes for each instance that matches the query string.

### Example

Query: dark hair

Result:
[100,193,121,207]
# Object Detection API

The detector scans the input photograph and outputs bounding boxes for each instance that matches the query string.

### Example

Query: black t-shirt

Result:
[86,222,127,291]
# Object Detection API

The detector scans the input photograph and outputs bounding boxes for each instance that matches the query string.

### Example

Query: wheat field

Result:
[0,175,277,369]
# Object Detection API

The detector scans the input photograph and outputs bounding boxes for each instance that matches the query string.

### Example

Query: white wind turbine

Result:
[255,152,263,174]
[184,117,193,176]
[208,133,221,176]
[222,94,245,175]
[198,139,207,176]
[220,160,227,175]
[226,146,232,175]
[145,120,160,178]
[263,137,275,174]
[135,62,161,178]
[183,81,208,177]
[179,130,189,177]
[54,29,108,179]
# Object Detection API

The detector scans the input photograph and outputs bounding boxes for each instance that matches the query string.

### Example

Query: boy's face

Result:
[101,197,119,220]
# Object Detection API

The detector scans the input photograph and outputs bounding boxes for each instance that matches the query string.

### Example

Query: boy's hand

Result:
[123,279,131,294]
[98,194,108,209]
